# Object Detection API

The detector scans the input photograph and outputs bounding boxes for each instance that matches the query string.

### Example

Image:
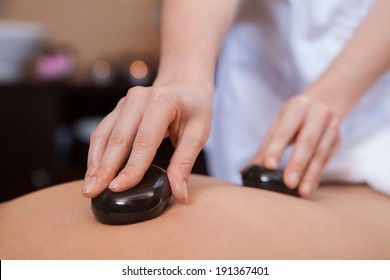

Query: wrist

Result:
[153,56,215,92]
[302,74,361,120]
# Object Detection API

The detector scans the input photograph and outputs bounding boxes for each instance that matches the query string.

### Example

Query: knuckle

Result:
[173,158,194,176]
[108,132,130,149]
[125,87,147,106]
[133,132,154,150]
[121,163,144,179]
[300,136,317,151]
[317,105,331,119]
[90,130,105,143]
[84,168,95,178]
[123,162,136,170]
[86,162,98,170]
[96,165,115,181]
[295,95,309,108]
[127,86,144,96]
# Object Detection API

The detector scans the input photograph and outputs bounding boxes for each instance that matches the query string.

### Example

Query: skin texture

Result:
[83,0,390,201]
[1,175,390,260]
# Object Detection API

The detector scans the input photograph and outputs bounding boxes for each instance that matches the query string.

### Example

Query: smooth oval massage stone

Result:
[241,164,300,197]
[91,165,172,225]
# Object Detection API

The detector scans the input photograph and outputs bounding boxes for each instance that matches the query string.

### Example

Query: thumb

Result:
[167,131,205,203]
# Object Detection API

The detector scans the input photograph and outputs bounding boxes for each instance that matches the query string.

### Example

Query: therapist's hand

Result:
[251,93,341,197]
[82,82,212,202]
[250,0,390,196]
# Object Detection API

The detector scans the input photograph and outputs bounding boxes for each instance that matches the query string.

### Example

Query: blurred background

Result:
[0,0,207,202]
[0,0,161,83]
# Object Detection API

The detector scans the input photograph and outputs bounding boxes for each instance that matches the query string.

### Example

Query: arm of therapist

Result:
[82,0,240,202]
[253,0,390,197]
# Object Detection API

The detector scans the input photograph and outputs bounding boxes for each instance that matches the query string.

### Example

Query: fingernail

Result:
[289,171,300,187]
[301,182,312,195]
[175,181,188,202]
[182,182,188,202]
[266,156,278,169]
[109,173,126,190]
[83,176,97,194]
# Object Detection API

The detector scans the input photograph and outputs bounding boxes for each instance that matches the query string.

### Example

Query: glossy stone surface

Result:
[91,165,172,225]
[241,164,300,197]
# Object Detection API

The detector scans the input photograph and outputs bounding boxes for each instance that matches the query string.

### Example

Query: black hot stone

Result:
[241,164,300,197]
[91,165,172,225]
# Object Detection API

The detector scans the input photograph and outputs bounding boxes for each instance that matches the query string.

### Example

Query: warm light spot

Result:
[92,60,111,79]
[129,60,148,80]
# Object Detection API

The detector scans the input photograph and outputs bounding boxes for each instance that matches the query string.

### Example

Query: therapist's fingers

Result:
[106,88,175,193]
[167,120,210,203]
[282,102,332,189]
[83,86,161,197]
[84,87,174,197]
[83,99,124,190]
[250,94,341,196]
[253,97,307,169]
[296,118,340,196]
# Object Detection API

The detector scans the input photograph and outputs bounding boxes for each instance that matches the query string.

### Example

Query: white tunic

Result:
[205,0,390,195]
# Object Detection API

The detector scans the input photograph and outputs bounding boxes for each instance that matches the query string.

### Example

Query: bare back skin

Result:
[1,175,390,259]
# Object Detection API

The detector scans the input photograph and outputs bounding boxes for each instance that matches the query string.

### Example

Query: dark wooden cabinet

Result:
[0,84,207,202]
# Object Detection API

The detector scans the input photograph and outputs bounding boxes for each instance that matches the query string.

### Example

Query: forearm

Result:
[155,0,240,89]
[307,0,390,119]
